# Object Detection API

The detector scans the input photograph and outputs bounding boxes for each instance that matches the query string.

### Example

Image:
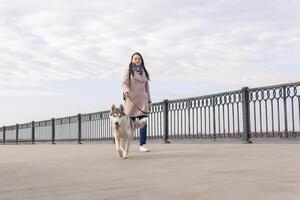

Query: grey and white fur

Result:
[109,104,146,159]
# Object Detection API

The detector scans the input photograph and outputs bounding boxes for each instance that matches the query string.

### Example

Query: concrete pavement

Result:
[0,143,300,200]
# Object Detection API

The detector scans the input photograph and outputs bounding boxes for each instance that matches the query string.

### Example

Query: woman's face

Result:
[131,54,142,66]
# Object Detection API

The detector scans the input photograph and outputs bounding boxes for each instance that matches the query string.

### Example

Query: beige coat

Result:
[122,69,151,117]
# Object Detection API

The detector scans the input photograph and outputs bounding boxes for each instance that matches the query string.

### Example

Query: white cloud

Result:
[0,0,299,87]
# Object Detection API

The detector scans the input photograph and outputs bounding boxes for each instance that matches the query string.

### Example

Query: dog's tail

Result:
[133,118,147,129]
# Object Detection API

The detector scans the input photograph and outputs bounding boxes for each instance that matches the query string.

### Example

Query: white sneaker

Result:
[139,145,150,152]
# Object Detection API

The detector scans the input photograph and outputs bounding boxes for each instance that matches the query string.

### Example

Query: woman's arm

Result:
[122,69,132,98]
[145,81,151,103]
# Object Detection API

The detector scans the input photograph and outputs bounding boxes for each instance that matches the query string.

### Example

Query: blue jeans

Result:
[130,115,147,146]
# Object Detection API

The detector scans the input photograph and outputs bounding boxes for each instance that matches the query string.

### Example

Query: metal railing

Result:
[248,83,300,139]
[1,81,299,144]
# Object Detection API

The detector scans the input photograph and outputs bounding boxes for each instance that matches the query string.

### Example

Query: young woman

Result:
[122,52,151,152]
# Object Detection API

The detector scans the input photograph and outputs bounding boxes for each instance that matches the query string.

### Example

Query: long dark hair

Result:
[128,52,150,87]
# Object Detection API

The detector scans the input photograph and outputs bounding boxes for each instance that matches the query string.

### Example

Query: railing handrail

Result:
[168,89,242,103]
[249,81,300,91]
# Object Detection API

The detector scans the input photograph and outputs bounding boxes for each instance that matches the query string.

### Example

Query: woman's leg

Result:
[138,116,149,152]
[136,116,147,146]
[139,119,147,146]
[131,116,148,150]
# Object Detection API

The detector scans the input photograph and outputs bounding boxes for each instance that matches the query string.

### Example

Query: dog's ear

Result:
[111,104,116,112]
[119,104,124,112]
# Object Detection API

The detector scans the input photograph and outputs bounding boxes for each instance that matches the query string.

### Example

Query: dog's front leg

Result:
[123,137,131,159]
[114,136,123,158]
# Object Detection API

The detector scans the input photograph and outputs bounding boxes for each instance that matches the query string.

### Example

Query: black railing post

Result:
[242,87,252,143]
[213,96,216,140]
[51,118,55,144]
[31,121,35,144]
[283,86,288,138]
[16,124,19,144]
[78,114,82,144]
[163,99,170,143]
[3,126,5,144]
[188,100,191,138]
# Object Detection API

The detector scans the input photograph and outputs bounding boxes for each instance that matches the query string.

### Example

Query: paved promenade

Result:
[0,143,300,200]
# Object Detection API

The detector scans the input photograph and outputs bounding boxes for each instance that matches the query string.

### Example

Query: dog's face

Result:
[109,104,126,131]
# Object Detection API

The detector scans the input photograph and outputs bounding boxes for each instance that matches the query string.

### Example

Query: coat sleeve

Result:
[145,81,152,103]
[122,69,131,97]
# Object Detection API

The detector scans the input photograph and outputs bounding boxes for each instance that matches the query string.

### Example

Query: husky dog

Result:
[109,104,147,159]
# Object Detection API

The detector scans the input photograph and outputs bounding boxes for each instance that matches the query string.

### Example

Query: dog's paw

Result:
[122,155,128,159]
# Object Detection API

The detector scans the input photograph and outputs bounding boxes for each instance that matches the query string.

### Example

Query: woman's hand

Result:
[148,101,152,109]
[125,91,132,99]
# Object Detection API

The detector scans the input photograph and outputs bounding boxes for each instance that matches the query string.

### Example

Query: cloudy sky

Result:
[1,0,299,125]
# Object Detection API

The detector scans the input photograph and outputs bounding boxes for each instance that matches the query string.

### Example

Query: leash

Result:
[133,102,150,115]
[126,94,150,115]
